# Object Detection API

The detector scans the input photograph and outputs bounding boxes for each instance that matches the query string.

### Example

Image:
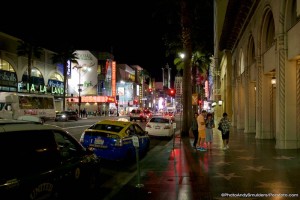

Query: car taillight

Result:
[114,138,123,146]
[146,124,152,128]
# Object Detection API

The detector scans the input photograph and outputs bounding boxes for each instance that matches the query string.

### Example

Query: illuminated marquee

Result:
[112,61,116,97]
[68,96,115,103]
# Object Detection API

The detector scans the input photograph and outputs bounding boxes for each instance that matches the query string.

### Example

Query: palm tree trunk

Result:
[180,0,193,137]
[28,52,32,93]
[63,62,68,111]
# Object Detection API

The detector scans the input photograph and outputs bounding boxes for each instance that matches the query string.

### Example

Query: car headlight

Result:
[62,115,66,118]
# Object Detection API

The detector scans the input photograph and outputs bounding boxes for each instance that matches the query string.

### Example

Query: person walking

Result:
[197,110,207,151]
[191,112,199,149]
[205,113,215,150]
[218,112,231,150]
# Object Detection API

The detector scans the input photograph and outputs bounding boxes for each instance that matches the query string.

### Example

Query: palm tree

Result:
[153,0,213,137]
[52,49,78,111]
[17,40,43,91]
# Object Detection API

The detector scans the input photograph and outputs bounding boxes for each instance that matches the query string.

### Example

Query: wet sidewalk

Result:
[109,128,300,200]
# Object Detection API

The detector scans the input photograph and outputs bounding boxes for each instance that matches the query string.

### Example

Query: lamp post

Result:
[73,65,90,117]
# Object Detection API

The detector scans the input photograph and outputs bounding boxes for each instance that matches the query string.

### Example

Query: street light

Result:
[73,65,90,117]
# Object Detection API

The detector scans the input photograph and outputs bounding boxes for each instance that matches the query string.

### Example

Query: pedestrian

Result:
[197,110,207,151]
[205,113,215,150]
[191,112,199,149]
[218,112,231,150]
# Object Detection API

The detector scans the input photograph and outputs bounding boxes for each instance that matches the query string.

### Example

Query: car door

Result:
[134,124,149,154]
[0,130,62,200]
[53,130,100,197]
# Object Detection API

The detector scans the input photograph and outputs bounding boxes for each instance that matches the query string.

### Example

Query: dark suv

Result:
[55,110,78,121]
[0,118,101,199]
[129,109,147,122]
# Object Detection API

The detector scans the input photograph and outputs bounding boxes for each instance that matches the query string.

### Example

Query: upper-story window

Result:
[0,59,15,72]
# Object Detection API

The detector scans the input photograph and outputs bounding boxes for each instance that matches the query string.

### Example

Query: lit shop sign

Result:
[68,96,115,103]
[18,82,64,95]
[112,61,116,97]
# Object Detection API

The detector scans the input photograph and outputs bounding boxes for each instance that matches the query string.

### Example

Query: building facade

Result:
[0,32,65,111]
[214,0,300,149]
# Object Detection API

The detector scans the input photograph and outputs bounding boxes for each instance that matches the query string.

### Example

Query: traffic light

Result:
[169,88,176,97]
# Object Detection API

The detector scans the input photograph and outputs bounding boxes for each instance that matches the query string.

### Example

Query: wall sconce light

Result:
[271,76,276,85]
[218,100,223,106]
[211,102,217,107]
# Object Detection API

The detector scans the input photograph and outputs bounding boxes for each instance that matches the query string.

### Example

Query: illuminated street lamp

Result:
[73,65,90,116]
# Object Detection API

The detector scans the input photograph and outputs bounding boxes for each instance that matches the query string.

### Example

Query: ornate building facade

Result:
[214,0,300,149]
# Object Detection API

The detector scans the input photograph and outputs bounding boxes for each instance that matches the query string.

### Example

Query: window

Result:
[134,124,145,136]
[54,131,80,160]
[0,130,60,178]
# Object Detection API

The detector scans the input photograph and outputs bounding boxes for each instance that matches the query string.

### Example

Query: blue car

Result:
[79,120,150,161]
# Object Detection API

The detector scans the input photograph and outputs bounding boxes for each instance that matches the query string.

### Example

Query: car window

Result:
[91,123,124,133]
[127,124,136,135]
[0,130,60,178]
[134,124,145,136]
[54,131,82,160]
[150,118,170,123]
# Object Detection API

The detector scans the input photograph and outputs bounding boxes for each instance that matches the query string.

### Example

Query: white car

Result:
[145,116,174,138]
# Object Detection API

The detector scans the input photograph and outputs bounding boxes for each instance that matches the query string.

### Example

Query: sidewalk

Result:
[109,128,300,200]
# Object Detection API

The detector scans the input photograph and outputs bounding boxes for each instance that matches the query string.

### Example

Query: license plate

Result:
[94,138,104,145]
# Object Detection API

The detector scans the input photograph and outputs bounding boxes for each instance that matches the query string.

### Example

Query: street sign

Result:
[132,135,139,147]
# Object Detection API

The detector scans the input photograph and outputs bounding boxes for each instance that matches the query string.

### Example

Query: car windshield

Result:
[150,118,170,123]
[90,124,124,133]
[132,109,142,113]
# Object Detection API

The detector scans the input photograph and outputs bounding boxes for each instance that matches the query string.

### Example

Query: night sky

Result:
[1,1,174,81]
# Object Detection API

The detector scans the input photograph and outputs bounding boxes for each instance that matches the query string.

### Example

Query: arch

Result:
[239,49,245,75]
[22,67,45,85]
[49,72,63,82]
[247,35,256,66]
[260,7,275,53]
[0,58,18,92]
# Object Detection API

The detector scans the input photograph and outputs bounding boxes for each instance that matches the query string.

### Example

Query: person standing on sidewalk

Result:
[205,113,215,150]
[191,112,199,148]
[218,112,231,150]
[197,110,207,151]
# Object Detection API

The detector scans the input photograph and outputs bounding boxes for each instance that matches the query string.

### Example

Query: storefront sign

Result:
[67,96,115,103]
[18,82,64,95]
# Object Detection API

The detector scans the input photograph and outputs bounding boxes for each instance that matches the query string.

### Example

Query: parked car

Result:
[129,109,147,122]
[80,120,150,161]
[143,109,153,120]
[55,111,78,121]
[145,116,175,138]
[163,112,175,121]
[0,118,101,200]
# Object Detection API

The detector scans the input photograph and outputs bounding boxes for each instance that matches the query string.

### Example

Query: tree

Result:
[180,0,193,137]
[152,0,213,137]
[17,40,42,91]
[52,49,78,111]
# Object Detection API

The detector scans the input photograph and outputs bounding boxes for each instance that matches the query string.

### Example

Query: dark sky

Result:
[1,1,173,81]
